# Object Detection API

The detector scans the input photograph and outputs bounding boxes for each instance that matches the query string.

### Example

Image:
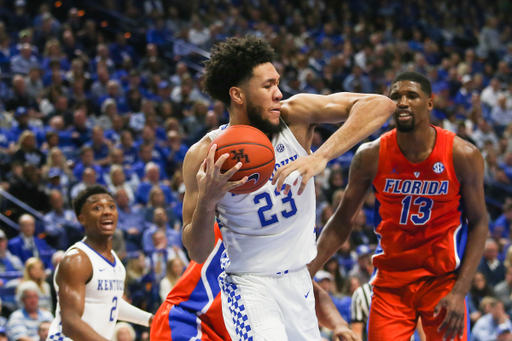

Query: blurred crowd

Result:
[0,0,510,340]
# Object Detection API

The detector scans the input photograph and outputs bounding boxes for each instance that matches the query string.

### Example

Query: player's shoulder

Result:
[452,136,483,164]
[57,248,93,280]
[183,135,212,166]
[354,138,381,163]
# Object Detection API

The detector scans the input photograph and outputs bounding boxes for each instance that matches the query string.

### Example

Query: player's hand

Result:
[434,291,466,341]
[332,324,361,341]
[272,153,328,195]
[196,144,248,204]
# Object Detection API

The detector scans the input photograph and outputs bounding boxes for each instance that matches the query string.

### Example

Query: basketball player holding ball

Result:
[178,36,395,340]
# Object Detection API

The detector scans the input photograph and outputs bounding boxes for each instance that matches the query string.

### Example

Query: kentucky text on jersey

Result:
[269,154,298,181]
[97,279,125,291]
[383,179,449,195]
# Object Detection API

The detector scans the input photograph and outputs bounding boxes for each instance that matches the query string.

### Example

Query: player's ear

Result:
[229,86,244,106]
[77,214,85,225]
[427,95,434,111]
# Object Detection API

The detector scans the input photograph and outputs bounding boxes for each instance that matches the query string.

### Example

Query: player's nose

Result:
[274,87,283,101]
[397,95,409,107]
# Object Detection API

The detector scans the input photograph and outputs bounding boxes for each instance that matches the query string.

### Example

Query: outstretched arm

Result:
[309,142,379,277]
[313,281,360,341]
[435,138,488,341]
[274,93,395,195]
[57,249,109,341]
[117,299,153,326]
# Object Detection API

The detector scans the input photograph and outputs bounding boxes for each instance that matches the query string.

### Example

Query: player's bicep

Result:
[182,141,209,228]
[455,141,487,224]
[56,250,92,320]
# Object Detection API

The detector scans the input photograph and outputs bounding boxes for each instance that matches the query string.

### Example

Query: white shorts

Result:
[219,266,321,341]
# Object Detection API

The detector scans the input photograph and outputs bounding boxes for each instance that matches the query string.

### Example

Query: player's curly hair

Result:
[73,185,112,217]
[203,35,276,106]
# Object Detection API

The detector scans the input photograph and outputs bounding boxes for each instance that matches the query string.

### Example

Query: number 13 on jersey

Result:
[400,196,433,225]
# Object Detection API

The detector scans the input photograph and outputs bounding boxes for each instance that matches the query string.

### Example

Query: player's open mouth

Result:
[396,111,412,121]
[100,220,114,229]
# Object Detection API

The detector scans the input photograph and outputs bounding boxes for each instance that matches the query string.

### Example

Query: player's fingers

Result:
[198,158,206,174]
[227,176,248,190]
[213,153,230,173]
[283,170,301,195]
[457,315,465,340]
[223,162,242,180]
[298,173,312,195]
[271,164,286,185]
[437,310,452,332]
[275,166,293,193]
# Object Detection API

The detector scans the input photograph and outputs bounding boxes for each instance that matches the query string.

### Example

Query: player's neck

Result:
[396,125,436,164]
[83,235,113,255]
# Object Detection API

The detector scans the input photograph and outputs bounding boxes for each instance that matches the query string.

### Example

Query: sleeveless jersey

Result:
[371,126,467,288]
[157,223,231,340]
[206,122,317,275]
[47,241,126,341]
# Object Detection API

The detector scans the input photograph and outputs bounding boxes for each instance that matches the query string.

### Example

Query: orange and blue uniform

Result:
[368,126,469,341]
[151,224,231,341]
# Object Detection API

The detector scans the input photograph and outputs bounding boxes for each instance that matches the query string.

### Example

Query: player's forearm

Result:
[309,221,352,277]
[118,299,152,326]
[452,218,488,295]
[351,323,364,340]
[182,198,217,263]
[61,315,109,341]
[313,95,394,162]
[313,281,349,330]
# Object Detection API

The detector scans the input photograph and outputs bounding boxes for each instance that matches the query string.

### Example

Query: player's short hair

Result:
[203,35,276,106]
[391,71,432,97]
[73,185,112,217]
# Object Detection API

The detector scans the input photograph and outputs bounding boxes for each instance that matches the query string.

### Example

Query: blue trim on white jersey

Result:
[219,274,254,341]
[80,241,116,267]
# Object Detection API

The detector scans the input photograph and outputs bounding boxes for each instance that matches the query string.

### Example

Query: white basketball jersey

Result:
[206,122,317,275]
[47,241,126,341]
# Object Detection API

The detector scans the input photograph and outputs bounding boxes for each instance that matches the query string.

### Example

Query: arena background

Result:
[0,0,509,340]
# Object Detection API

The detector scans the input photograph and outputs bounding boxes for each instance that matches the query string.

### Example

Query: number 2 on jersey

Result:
[110,297,118,321]
[400,196,433,225]
[254,187,297,227]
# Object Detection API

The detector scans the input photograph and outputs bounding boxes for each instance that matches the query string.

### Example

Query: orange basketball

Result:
[211,125,275,194]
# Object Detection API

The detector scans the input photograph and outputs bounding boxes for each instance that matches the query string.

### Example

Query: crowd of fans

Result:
[0,0,510,340]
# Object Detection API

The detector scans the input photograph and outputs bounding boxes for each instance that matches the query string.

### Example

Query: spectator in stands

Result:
[42,147,73,189]
[472,117,499,150]
[91,65,109,101]
[349,210,377,248]
[493,202,512,242]
[0,326,6,340]
[314,270,351,324]
[8,163,50,214]
[112,322,136,341]
[100,80,129,114]
[11,131,45,168]
[70,167,98,200]
[147,230,187,284]
[104,114,123,145]
[37,321,50,341]
[44,190,82,249]
[108,147,139,190]
[24,67,43,102]
[10,44,39,76]
[21,258,51,311]
[108,165,134,205]
[454,74,474,110]
[492,95,512,131]
[495,266,512,314]
[6,281,53,341]
[72,146,105,185]
[69,108,91,148]
[481,78,503,108]
[0,229,23,273]
[479,239,507,286]
[472,298,512,341]
[7,214,53,269]
[142,207,181,253]
[135,163,173,205]
[349,245,374,285]
[118,131,138,166]
[158,257,185,302]
[84,126,111,167]
[5,76,37,112]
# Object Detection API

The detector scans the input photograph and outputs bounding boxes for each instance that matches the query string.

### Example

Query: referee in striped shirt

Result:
[350,282,372,341]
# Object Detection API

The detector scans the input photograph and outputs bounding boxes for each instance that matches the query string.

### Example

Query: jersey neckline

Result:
[80,241,116,268]
[393,125,439,167]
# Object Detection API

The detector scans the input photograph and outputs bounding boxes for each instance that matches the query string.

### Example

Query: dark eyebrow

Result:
[263,77,280,85]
